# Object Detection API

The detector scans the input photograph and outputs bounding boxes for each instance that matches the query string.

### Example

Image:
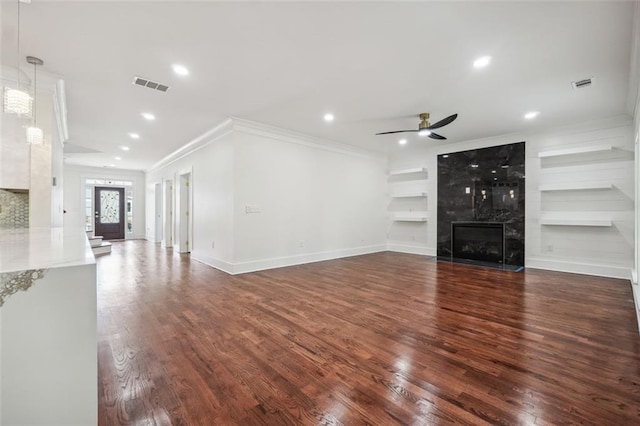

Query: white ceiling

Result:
[1,1,635,171]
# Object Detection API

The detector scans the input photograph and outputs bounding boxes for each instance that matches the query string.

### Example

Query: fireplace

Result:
[451,222,504,264]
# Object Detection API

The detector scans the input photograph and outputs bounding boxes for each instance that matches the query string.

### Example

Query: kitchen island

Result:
[0,227,97,425]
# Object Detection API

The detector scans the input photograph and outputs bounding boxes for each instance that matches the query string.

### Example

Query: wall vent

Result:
[132,76,170,92]
[571,78,593,90]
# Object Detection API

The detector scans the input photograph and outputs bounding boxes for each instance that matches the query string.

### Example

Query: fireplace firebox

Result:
[451,222,504,265]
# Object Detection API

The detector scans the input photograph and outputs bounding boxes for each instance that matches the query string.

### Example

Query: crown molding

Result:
[147,118,234,173]
[231,117,385,159]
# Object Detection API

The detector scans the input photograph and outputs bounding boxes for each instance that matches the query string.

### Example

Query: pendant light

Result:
[3,0,31,115]
[26,56,43,145]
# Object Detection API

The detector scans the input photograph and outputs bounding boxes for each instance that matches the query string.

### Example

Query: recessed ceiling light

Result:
[323,113,334,122]
[115,156,121,160]
[442,155,449,158]
[524,111,539,120]
[491,170,496,174]
[121,146,130,151]
[109,164,116,167]
[141,112,155,121]
[172,64,189,76]
[473,56,492,68]
[398,139,407,145]
[129,133,140,139]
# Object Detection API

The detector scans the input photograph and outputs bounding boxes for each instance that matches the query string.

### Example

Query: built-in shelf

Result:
[393,212,428,222]
[540,218,612,227]
[538,145,613,158]
[389,167,427,176]
[391,192,428,198]
[538,182,613,192]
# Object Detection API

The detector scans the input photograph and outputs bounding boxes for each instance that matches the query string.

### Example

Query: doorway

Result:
[94,187,125,240]
[177,172,191,253]
[155,183,162,243]
[162,180,173,248]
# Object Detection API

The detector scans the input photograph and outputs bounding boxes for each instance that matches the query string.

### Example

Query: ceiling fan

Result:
[375,112,458,140]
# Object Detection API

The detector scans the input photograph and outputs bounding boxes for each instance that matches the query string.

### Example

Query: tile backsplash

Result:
[0,189,29,228]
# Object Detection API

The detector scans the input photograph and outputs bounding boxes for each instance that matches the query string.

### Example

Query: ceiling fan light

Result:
[4,87,31,115]
[418,129,432,136]
[26,126,43,145]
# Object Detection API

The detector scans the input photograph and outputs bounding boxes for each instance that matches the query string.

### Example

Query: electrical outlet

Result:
[212,241,215,248]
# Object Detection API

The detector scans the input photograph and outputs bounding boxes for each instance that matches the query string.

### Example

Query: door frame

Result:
[154,182,163,243]
[176,171,192,253]
[162,179,173,248]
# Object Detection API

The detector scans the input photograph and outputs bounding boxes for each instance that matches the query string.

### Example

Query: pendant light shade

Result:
[3,0,32,116]
[26,56,44,145]
[26,126,43,145]
[3,87,31,114]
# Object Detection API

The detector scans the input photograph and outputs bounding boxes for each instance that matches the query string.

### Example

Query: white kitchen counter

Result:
[0,226,95,274]
[0,226,97,425]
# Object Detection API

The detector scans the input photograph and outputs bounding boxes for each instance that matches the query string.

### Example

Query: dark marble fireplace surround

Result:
[437,142,525,268]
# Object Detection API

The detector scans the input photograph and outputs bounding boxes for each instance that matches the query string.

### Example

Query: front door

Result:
[94,187,125,240]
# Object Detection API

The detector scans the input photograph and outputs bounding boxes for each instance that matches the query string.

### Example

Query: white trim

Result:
[231,117,385,160]
[147,119,234,173]
[147,116,384,174]
[232,244,387,275]
[632,281,640,335]
[386,243,436,257]
[526,257,632,280]
[53,79,69,144]
[191,252,235,275]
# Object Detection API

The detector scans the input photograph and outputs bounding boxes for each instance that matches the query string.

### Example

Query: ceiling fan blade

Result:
[375,130,419,135]
[428,132,447,140]
[426,113,458,130]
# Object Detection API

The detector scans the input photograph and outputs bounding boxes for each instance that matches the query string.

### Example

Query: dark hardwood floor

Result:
[97,241,640,425]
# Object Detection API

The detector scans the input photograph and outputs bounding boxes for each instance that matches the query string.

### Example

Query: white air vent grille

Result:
[571,78,593,90]
[132,76,170,92]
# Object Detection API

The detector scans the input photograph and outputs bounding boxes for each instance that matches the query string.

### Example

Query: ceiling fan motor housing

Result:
[419,112,430,129]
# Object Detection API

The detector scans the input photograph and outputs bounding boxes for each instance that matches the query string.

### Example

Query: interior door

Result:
[94,187,125,240]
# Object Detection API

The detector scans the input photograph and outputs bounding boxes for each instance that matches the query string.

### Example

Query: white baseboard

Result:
[526,257,632,280]
[191,251,235,275]
[386,242,436,257]
[232,244,387,275]
[632,282,640,335]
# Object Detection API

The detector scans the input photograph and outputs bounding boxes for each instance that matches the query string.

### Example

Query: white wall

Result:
[145,118,388,274]
[231,123,387,273]
[63,165,145,238]
[146,127,235,269]
[389,115,634,279]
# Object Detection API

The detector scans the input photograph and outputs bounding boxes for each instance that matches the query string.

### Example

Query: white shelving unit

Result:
[391,191,428,198]
[538,182,613,192]
[540,217,612,227]
[388,167,427,176]
[538,145,613,158]
[393,212,428,222]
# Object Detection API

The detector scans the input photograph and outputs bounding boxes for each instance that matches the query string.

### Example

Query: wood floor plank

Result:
[97,241,640,425]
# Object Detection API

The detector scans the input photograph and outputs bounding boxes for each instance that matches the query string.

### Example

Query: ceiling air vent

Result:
[571,78,593,90]
[132,76,170,93]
